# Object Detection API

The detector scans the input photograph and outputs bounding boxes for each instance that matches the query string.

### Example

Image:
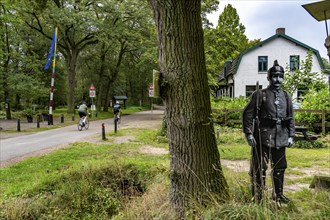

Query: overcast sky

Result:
[207,0,329,60]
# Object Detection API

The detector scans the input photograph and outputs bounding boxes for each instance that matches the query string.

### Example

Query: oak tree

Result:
[148,0,228,216]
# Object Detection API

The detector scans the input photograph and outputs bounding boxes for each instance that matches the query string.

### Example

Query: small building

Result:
[113,96,128,109]
[217,28,327,100]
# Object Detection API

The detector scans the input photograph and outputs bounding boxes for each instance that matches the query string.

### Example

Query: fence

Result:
[212,108,330,134]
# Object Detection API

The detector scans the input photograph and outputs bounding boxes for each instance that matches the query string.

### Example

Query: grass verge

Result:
[1,127,329,219]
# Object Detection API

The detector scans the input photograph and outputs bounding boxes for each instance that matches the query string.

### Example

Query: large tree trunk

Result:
[66,49,79,114]
[148,0,228,216]
[97,45,108,114]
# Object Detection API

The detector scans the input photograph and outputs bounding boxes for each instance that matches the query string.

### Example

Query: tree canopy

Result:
[1,0,259,118]
[204,4,260,89]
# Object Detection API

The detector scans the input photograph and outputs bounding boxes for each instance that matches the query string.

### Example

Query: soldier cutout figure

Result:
[242,60,295,206]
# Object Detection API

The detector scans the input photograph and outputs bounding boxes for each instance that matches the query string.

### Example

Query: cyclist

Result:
[113,101,121,119]
[78,101,88,126]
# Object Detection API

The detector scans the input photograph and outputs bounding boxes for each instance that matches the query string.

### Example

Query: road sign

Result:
[89,83,96,90]
[89,83,96,97]
[89,90,96,98]
[148,84,154,97]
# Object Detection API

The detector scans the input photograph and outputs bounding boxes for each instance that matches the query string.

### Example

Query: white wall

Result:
[234,37,324,98]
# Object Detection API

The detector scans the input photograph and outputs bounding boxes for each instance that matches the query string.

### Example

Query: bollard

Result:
[114,117,118,133]
[17,119,21,131]
[61,114,64,123]
[72,114,75,121]
[37,117,40,128]
[102,123,106,140]
[216,128,220,140]
[48,114,53,125]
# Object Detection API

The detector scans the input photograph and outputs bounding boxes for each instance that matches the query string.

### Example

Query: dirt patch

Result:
[221,159,250,172]
[220,159,329,193]
[286,183,310,192]
[114,136,135,144]
[139,146,168,155]
[291,167,330,176]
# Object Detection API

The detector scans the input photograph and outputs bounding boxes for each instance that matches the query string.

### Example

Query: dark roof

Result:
[218,33,326,82]
[113,96,128,100]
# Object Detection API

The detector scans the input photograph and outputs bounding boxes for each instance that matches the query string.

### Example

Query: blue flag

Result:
[44,28,57,70]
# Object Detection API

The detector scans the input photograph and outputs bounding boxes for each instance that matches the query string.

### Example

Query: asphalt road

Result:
[0,110,163,166]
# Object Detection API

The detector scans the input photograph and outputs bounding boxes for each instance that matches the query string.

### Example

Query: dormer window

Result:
[258,56,268,72]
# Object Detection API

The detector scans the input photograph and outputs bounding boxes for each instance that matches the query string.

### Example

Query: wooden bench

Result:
[294,126,318,141]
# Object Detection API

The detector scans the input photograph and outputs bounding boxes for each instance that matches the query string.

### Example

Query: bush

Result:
[212,97,248,128]
[295,88,330,133]
[292,140,324,149]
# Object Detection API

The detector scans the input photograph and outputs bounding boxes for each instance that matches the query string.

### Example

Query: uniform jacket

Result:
[243,86,295,148]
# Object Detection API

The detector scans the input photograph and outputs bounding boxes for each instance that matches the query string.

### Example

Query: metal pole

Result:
[102,123,106,140]
[17,119,20,131]
[91,97,94,119]
[48,27,58,126]
[114,117,117,133]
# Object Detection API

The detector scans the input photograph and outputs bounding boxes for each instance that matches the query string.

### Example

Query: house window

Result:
[258,56,268,72]
[290,55,300,71]
[246,85,262,97]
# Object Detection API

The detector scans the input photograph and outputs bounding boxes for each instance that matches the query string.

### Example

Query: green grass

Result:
[1,126,329,219]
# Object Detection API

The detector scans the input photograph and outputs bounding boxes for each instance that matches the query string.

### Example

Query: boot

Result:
[272,170,291,206]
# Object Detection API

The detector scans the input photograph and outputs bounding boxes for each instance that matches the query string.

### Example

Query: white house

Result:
[217,28,327,100]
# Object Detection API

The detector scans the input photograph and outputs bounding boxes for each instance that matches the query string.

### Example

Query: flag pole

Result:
[48,27,58,125]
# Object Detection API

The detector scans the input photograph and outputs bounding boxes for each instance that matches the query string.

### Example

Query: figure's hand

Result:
[246,134,256,148]
[287,137,294,147]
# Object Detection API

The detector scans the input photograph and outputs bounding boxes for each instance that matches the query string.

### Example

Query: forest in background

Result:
[0,0,261,118]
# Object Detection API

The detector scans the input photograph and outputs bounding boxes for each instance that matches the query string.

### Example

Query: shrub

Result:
[295,88,330,133]
[292,140,324,149]
[212,97,248,128]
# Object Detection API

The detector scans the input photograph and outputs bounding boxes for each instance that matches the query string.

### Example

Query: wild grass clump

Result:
[0,163,158,219]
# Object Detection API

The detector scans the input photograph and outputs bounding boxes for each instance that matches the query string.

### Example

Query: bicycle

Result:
[114,111,121,133]
[78,113,90,131]
[114,111,121,124]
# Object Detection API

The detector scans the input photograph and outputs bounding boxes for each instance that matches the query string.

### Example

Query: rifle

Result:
[250,81,263,201]
[255,81,262,147]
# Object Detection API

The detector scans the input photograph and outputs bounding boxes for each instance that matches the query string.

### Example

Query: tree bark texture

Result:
[148,0,228,215]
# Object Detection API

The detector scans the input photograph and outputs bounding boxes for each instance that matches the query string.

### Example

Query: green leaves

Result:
[283,50,327,98]
[204,3,257,87]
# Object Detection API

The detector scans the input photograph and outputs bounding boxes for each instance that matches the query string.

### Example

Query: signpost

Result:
[148,84,154,97]
[89,83,96,118]
[149,70,160,112]
[148,84,154,112]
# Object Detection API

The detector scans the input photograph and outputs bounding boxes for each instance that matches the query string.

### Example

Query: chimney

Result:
[276,28,285,35]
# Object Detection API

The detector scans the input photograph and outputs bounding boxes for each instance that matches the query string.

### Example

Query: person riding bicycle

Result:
[78,101,88,126]
[113,101,121,118]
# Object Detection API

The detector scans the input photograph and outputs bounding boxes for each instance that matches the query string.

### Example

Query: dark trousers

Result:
[250,145,287,200]
[78,111,86,118]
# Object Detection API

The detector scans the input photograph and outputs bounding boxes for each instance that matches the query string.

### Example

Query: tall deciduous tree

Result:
[148,0,228,216]
[204,4,259,87]
[20,0,100,113]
